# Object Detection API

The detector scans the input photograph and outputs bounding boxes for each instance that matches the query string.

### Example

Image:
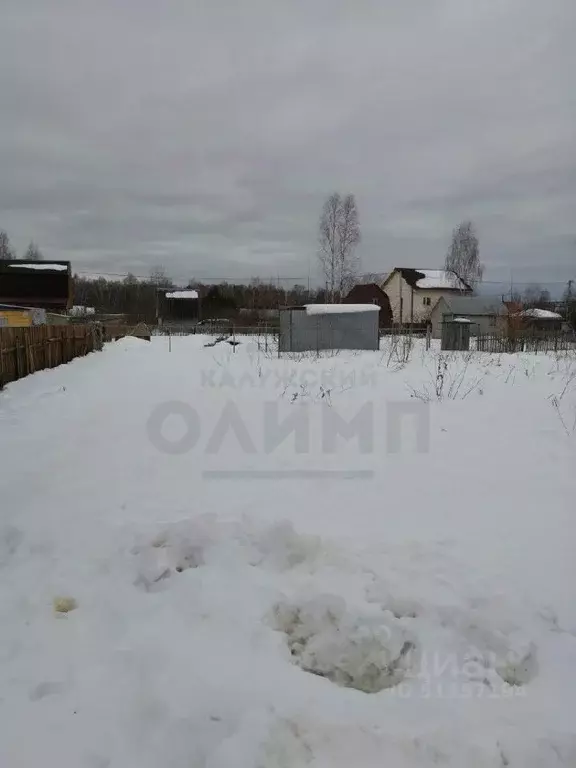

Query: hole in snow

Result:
[271,595,417,694]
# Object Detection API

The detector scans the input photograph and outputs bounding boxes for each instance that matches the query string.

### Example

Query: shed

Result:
[430,296,505,338]
[343,284,392,327]
[516,308,563,332]
[0,304,46,327]
[0,261,72,310]
[441,318,472,350]
[158,289,200,325]
[279,304,380,353]
[0,303,68,327]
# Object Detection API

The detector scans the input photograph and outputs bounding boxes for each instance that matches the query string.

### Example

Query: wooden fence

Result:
[151,324,277,337]
[475,331,576,354]
[0,324,104,388]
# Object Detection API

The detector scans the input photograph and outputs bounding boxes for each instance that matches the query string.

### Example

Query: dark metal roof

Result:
[0,261,72,310]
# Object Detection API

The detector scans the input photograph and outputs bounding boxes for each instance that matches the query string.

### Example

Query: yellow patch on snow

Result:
[53,596,78,614]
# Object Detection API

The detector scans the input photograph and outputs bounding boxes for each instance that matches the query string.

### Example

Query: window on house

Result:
[423,297,431,306]
[489,316,496,327]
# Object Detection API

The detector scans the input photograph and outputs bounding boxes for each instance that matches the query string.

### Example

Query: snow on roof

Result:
[165,290,199,300]
[452,317,472,323]
[305,304,380,315]
[520,308,562,319]
[356,272,390,285]
[7,262,68,271]
[414,269,467,290]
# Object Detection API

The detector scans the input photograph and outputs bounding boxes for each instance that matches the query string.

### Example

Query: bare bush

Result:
[379,332,414,370]
[408,352,486,402]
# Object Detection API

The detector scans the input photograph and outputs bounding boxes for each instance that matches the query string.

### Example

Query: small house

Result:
[158,289,200,326]
[382,268,472,324]
[429,296,505,338]
[343,283,392,327]
[0,261,72,311]
[516,308,563,332]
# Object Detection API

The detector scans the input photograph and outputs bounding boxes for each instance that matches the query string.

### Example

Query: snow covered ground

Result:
[1,335,576,767]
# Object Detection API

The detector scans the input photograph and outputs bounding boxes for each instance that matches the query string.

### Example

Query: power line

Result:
[74,268,575,288]
[74,269,309,282]
[74,270,568,285]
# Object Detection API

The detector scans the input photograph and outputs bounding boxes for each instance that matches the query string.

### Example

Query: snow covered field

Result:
[1,335,576,767]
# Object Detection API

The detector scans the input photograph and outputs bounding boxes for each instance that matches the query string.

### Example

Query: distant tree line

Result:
[72,268,322,324]
[5,212,575,328]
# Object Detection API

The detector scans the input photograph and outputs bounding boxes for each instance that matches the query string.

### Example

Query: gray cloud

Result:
[1,0,575,290]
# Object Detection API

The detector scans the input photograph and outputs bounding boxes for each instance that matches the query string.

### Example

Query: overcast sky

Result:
[1,0,575,291]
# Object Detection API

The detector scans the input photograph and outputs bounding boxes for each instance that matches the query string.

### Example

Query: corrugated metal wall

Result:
[279,309,379,352]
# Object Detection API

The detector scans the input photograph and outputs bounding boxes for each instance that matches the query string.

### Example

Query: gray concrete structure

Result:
[279,305,379,353]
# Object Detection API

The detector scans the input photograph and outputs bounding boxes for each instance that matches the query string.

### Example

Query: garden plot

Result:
[1,335,575,767]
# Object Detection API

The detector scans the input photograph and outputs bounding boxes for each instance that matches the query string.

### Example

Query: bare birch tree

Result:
[318,193,340,301]
[445,221,483,290]
[24,241,43,260]
[0,230,15,260]
[318,193,361,301]
[337,194,361,296]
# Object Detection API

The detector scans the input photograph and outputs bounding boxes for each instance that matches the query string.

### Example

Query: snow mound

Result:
[272,594,416,693]
[367,575,540,690]
[248,520,323,571]
[445,609,539,688]
[132,517,324,590]
[132,516,219,590]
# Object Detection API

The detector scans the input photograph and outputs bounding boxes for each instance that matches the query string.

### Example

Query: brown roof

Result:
[384,268,472,292]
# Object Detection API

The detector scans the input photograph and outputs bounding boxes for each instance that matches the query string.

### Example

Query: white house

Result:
[381,268,472,324]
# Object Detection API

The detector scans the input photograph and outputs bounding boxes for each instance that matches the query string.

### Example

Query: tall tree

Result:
[148,265,173,289]
[523,284,550,307]
[563,279,576,328]
[24,241,43,260]
[337,194,361,297]
[0,230,15,260]
[445,221,483,290]
[318,193,361,301]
